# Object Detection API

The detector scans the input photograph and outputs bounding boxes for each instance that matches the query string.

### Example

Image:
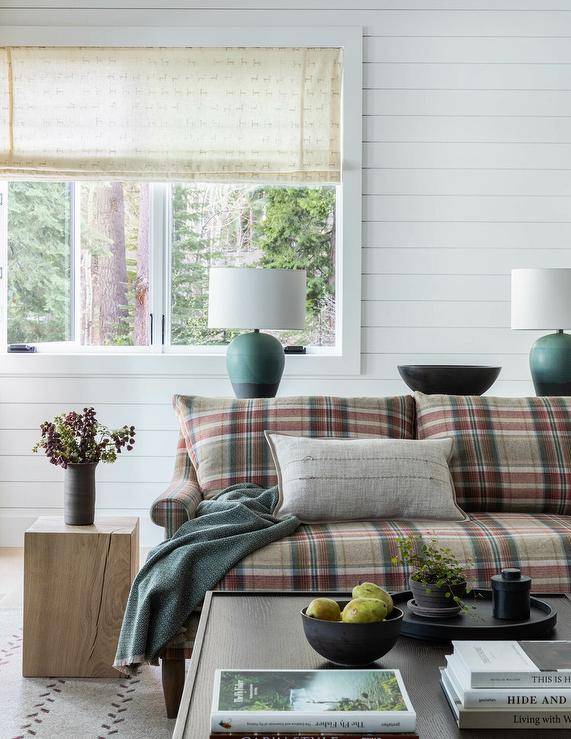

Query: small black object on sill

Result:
[7,344,37,353]
[491,568,531,621]
[284,345,306,354]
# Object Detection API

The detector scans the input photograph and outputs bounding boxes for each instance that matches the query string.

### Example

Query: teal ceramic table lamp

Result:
[511,268,571,396]
[208,267,306,398]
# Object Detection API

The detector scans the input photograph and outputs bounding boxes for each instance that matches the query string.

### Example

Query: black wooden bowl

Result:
[398,365,501,396]
[301,602,403,666]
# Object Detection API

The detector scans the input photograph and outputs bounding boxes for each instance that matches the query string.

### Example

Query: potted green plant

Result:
[33,407,135,526]
[392,536,471,613]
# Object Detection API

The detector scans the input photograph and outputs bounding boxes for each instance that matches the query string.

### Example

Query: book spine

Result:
[457,710,571,731]
[210,714,417,734]
[471,673,571,689]
[462,687,571,709]
[208,734,419,739]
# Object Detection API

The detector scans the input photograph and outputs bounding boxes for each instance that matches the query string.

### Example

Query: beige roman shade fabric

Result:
[0,46,341,182]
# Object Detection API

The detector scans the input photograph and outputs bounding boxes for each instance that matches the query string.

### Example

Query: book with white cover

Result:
[210,669,416,734]
[451,641,571,688]
[445,657,571,709]
[440,669,571,730]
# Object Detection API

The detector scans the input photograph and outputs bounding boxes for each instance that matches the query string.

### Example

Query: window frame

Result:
[0,25,362,377]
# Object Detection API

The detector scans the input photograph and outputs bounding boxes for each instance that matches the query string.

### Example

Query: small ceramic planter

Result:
[410,578,466,611]
[64,462,97,525]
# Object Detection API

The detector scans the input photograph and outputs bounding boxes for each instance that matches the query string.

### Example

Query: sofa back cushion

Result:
[173,395,415,497]
[415,392,571,513]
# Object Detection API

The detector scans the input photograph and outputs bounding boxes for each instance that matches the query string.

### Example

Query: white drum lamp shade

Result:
[208,268,307,399]
[511,268,571,330]
[208,268,306,330]
[511,268,571,396]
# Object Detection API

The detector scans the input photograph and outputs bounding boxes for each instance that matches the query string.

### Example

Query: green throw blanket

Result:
[114,484,299,672]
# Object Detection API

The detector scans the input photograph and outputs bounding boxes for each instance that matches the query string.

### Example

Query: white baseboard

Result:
[0,508,163,548]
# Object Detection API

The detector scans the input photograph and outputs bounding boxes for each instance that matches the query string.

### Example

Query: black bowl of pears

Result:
[301,582,403,667]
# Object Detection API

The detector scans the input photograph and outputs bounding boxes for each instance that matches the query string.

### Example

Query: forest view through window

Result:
[5,182,336,349]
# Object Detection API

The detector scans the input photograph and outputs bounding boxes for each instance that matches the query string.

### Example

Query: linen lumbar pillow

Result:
[265,433,466,523]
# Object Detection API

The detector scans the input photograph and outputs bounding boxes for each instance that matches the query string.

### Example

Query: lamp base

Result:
[530,330,571,396]
[226,331,285,399]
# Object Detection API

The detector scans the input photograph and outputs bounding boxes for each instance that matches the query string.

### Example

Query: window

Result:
[170,184,336,348]
[5,181,336,350]
[7,181,151,347]
[0,30,361,373]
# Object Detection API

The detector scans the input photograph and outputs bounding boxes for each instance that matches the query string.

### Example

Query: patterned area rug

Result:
[0,609,175,739]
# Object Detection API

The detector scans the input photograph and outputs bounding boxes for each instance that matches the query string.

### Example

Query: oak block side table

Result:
[23,516,139,677]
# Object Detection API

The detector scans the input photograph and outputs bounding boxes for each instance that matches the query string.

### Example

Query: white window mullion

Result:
[150,182,167,352]
[0,181,7,350]
[70,181,81,344]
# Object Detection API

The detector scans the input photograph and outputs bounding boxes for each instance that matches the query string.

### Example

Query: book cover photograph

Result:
[211,669,416,733]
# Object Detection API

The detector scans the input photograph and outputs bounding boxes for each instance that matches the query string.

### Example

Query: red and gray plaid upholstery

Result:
[163,513,571,659]
[173,394,415,497]
[415,393,571,514]
[155,393,571,660]
[150,434,203,537]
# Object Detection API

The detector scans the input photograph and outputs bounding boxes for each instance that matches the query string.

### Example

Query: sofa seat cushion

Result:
[415,392,571,513]
[217,513,571,594]
[162,513,571,659]
[173,394,415,496]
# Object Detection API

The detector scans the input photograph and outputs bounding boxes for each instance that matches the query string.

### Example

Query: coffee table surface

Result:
[173,591,571,739]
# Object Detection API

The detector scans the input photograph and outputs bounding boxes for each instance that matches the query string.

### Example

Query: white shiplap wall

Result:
[1,0,570,545]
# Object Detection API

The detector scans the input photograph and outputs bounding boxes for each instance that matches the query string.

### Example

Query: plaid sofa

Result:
[151,394,571,660]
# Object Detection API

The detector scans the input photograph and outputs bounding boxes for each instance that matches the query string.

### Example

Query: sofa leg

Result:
[161,656,185,718]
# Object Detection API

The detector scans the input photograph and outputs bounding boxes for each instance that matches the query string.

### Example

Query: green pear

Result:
[306,597,341,622]
[341,597,387,624]
[352,582,393,615]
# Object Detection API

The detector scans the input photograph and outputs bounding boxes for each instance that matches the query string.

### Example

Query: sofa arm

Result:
[151,434,202,539]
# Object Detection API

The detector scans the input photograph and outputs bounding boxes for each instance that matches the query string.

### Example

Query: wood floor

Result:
[0,547,150,609]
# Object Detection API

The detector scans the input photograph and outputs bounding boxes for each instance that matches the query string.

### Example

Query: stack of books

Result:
[209,668,418,738]
[441,640,571,730]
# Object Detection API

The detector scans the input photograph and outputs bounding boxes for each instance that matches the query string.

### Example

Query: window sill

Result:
[0,350,361,377]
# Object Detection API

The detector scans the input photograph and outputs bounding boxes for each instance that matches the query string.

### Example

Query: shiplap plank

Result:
[5,2,571,11]
[364,220,571,247]
[2,9,571,36]
[364,246,571,274]
[364,63,571,90]
[0,481,165,509]
[363,274,509,300]
[0,403,179,431]
[0,429,179,457]
[364,36,571,64]
[366,142,571,170]
[364,169,571,196]
[0,455,173,483]
[363,299,510,327]
[363,246,571,275]
[363,326,542,354]
[364,116,571,145]
[364,195,571,222]
[365,90,571,116]
[0,375,228,405]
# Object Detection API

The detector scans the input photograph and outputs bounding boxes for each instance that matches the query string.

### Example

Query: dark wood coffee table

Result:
[173,591,571,739]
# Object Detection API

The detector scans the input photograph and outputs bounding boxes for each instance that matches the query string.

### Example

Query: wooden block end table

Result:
[23,516,139,678]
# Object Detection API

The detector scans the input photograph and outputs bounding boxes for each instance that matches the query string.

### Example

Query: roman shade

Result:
[0,46,341,182]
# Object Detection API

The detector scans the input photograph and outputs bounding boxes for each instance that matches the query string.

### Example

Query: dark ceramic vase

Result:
[64,462,97,525]
[410,578,466,610]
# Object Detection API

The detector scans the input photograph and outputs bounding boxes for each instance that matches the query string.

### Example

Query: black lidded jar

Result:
[491,568,531,620]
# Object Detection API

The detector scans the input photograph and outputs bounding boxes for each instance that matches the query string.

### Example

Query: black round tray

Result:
[392,589,557,641]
